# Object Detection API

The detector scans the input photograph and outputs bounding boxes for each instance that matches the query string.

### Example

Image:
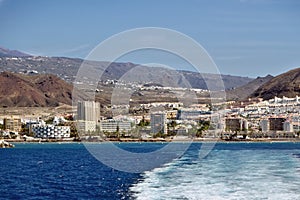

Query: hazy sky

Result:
[0,0,299,77]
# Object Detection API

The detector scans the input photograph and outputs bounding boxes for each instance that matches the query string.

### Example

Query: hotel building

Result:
[77,101,100,132]
[150,112,167,134]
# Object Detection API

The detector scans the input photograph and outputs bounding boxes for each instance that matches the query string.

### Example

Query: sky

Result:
[0,0,299,77]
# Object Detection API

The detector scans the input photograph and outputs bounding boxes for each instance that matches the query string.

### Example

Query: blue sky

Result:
[0,0,299,77]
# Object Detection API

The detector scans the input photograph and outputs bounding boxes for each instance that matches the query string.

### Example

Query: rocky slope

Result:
[226,75,274,100]
[0,72,73,107]
[250,68,300,100]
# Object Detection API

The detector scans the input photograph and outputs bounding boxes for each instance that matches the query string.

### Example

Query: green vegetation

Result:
[153,131,166,138]
[196,120,210,137]
[138,116,150,127]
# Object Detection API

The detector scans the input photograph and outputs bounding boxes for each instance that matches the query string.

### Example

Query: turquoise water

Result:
[1,142,300,199]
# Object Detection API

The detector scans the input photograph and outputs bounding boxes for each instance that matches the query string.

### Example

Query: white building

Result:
[150,112,167,134]
[77,101,100,132]
[260,119,269,132]
[283,121,294,132]
[77,121,97,133]
[53,116,67,125]
[100,120,132,133]
[32,125,70,139]
[177,108,211,120]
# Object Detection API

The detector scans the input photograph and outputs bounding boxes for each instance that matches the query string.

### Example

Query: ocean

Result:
[0,142,300,199]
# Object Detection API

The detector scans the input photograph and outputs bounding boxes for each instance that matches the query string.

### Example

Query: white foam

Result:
[130,149,300,200]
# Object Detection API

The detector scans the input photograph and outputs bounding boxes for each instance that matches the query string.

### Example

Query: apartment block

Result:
[77,101,100,132]
[100,120,132,133]
[32,125,70,139]
[150,112,167,134]
[3,117,22,132]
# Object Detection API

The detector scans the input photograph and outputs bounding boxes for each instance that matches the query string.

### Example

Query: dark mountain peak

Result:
[265,74,273,78]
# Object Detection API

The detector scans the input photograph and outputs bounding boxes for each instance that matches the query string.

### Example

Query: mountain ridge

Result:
[226,75,274,100]
[250,68,300,100]
[0,55,253,90]
[0,46,31,57]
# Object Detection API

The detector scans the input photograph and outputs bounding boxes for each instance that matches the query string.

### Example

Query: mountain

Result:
[0,46,31,57]
[226,75,274,100]
[0,72,73,107]
[179,71,253,90]
[250,68,300,100]
[0,55,253,90]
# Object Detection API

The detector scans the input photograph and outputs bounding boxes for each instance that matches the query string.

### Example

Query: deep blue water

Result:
[1,142,300,199]
[0,143,141,200]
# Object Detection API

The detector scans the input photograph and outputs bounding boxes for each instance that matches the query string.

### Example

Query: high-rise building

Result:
[77,101,100,121]
[283,121,293,132]
[150,112,167,134]
[269,117,285,131]
[77,101,100,132]
[260,119,269,132]
[4,117,22,132]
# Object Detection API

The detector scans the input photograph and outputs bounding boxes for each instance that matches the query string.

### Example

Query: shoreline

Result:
[5,138,300,144]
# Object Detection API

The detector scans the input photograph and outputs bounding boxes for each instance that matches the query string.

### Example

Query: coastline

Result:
[5,137,300,144]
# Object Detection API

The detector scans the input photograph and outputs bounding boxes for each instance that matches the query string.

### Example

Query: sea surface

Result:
[1,142,300,199]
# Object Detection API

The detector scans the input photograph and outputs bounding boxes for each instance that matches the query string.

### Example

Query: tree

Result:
[196,120,210,137]
[138,116,150,127]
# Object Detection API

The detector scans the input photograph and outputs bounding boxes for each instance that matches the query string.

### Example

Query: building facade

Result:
[260,119,269,132]
[269,117,285,131]
[283,121,294,132]
[77,101,100,132]
[100,120,132,133]
[177,109,211,120]
[225,118,248,132]
[32,125,70,139]
[3,117,22,132]
[150,112,167,134]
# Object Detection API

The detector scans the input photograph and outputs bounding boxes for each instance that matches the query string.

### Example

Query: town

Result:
[1,88,300,143]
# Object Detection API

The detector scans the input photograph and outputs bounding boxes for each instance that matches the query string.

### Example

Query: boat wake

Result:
[130,146,300,200]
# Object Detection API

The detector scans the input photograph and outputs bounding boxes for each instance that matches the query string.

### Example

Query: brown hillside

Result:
[251,68,300,100]
[0,72,73,107]
[226,75,273,100]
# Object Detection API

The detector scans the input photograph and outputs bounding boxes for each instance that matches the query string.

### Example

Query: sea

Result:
[1,142,300,200]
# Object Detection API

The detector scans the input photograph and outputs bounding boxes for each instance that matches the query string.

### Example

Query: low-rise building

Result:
[177,109,211,120]
[77,120,97,133]
[225,118,248,132]
[166,110,178,119]
[269,117,285,131]
[32,125,70,139]
[100,120,132,133]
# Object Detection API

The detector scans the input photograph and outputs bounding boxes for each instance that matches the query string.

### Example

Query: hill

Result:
[0,72,73,107]
[0,46,31,57]
[226,75,274,100]
[0,56,253,90]
[250,68,300,100]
